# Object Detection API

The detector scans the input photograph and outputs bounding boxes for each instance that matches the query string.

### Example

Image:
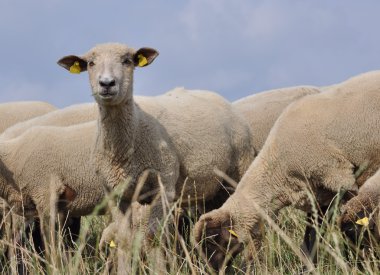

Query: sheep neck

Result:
[97,98,138,165]
[223,154,291,233]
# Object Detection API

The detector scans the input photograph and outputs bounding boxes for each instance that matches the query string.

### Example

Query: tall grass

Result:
[0,193,379,274]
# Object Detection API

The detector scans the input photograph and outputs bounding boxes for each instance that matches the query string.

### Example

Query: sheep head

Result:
[193,209,244,270]
[340,193,380,249]
[57,43,158,106]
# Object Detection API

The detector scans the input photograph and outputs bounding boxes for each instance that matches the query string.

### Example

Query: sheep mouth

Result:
[98,90,117,99]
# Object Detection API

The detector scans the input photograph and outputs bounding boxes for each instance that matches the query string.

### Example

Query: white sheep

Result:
[0,101,56,214]
[57,43,254,239]
[233,86,320,153]
[194,70,380,269]
[100,85,322,248]
[0,121,106,219]
[0,101,56,133]
[0,102,97,218]
[0,102,97,140]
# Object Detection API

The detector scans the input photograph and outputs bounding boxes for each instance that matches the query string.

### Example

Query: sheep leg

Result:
[146,201,167,242]
[301,205,329,264]
[61,217,81,249]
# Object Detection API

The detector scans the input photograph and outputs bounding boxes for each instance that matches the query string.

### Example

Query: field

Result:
[0,193,379,275]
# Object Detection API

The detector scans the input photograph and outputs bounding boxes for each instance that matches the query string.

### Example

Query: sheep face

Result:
[194,209,246,270]
[57,43,158,106]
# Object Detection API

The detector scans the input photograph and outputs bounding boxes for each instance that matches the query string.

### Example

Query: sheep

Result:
[0,102,97,140]
[0,101,56,133]
[57,43,254,240]
[0,102,98,223]
[233,86,320,154]
[232,85,322,261]
[98,85,322,249]
[0,120,117,274]
[340,168,380,248]
[0,121,106,222]
[0,101,57,214]
[193,70,380,270]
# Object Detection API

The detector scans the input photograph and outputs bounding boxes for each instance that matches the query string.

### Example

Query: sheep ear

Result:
[133,48,159,67]
[57,55,88,74]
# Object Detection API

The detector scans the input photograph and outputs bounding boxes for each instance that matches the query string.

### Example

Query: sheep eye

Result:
[88,61,95,67]
[123,58,132,65]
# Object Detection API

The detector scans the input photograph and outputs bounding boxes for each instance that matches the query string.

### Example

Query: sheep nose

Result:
[99,78,116,88]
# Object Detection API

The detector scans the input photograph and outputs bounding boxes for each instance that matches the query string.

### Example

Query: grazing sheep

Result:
[233,85,322,262]
[340,168,380,247]
[194,70,380,270]
[233,86,320,154]
[0,101,56,133]
[57,43,254,239]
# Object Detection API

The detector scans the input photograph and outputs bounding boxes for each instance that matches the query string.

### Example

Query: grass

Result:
[0,185,379,274]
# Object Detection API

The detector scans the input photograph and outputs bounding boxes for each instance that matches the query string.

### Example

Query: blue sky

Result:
[1,0,380,107]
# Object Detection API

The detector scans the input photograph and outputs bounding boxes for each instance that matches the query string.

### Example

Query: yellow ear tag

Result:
[69,61,81,74]
[109,240,117,248]
[137,54,148,67]
[356,217,369,226]
[228,229,239,238]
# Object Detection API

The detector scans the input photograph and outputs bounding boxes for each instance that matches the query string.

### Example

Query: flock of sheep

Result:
[0,43,379,271]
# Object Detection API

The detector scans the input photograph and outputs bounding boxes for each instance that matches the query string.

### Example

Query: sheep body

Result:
[0,102,98,220]
[194,70,380,268]
[132,88,253,198]
[0,102,97,140]
[0,121,106,217]
[100,86,323,246]
[233,86,320,153]
[0,101,56,133]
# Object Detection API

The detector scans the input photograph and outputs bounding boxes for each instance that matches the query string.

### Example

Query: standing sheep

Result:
[57,43,254,239]
[100,85,322,247]
[194,70,380,270]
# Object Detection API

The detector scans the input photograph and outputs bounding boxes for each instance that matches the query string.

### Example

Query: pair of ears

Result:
[57,47,159,74]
